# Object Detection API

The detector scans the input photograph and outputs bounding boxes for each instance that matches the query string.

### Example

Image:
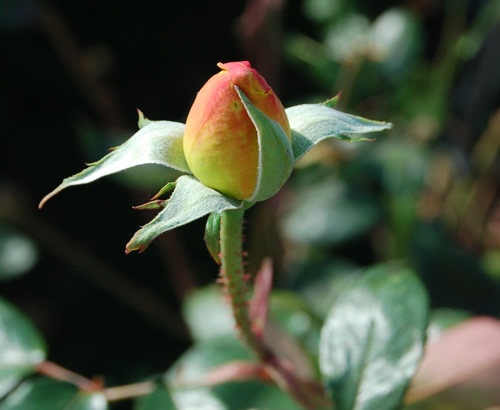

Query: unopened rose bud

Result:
[183,61,291,201]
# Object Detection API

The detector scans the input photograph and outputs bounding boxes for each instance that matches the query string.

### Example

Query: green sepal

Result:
[285,104,392,162]
[126,175,243,253]
[235,87,294,202]
[132,199,167,211]
[322,91,342,108]
[39,121,189,208]
[137,109,155,129]
[151,181,177,200]
[204,212,222,264]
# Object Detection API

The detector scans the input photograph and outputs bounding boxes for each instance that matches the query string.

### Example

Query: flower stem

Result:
[218,209,329,409]
[219,209,264,357]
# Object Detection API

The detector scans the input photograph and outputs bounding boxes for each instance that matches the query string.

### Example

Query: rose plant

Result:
[29,61,430,409]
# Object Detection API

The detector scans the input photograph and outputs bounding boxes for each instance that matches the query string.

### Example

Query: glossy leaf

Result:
[0,226,38,281]
[167,337,301,410]
[267,291,321,375]
[0,298,46,398]
[0,377,107,410]
[126,176,243,253]
[406,317,500,406]
[182,285,234,342]
[281,177,380,245]
[291,258,361,319]
[367,8,423,78]
[324,14,370,62]
[39,121,188,208]
[134,385,176,410]
[319,263,428,410]
[426,308,471,343]
[235,87,294,202]
[68,392,108,410]
[286,104,392,161]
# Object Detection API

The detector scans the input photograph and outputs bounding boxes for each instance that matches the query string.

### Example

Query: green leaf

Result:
[204,213,222,264]
[281,177,380,245]
[368,8,423,79]
[426,308,471,342]
[0,298,46,398]
[182,285,234,342]
[137,109,155,129]
[39,121,189,208]
[268,291,322,366]
[152,181,177,199]
[290,257,361,320]
[0,377,107,410]
[134,385,176,410]
[167,337,301,410]
[0,226,38,281]
[235,87,294,202]
[286,104,392,161]
[167,337,251,410]
[171,388,227,410]
[322,92,342,108]
[68,392,108,410]
[126,176,243,253]
[319,263,428,410]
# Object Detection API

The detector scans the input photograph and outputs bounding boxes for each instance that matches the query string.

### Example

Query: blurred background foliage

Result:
[1,0,500,408]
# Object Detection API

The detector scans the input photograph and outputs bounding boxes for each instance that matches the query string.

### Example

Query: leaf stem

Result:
[219,209,265,357]
[36,360,102,392]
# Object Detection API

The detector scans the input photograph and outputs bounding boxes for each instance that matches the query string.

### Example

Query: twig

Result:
[36,360,102,392]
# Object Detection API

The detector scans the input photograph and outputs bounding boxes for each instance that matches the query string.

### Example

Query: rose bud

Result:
[183,61,292,201]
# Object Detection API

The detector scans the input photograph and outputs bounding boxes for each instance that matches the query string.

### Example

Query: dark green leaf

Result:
[126,176,243,253]
[285,34,339,90]
[167,337,301,410]
[322,92,342,108]
[426,308,471,342]
[367,8,423,79]
[286,104,391,161]
[0,226,38,281]
[0,377,107,410]
[182,285,234,342]
[303,0,340,23]
[69,392,108,410]
[134,385,176,410]
[0,298,46,398]
[281,177,380,245]
[323,14,370,62]
[319,263,428,410]
[291,258,361,319]
[269,291,321,361]
[369,139,427,194]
